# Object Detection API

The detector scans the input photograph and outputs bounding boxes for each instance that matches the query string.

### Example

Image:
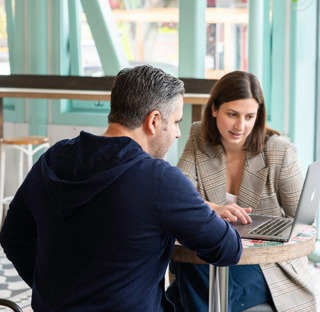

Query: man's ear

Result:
[145,110,161,135]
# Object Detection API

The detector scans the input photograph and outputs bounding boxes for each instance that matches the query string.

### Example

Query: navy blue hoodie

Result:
[0,131,242,311]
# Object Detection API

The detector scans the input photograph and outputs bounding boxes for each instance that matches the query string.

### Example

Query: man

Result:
[0,65,242,311]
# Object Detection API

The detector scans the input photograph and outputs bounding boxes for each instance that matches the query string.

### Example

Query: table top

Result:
[171,225,316,265]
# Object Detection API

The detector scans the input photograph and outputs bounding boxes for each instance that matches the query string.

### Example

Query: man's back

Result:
[33,133,175,311]
[0,132,242,311]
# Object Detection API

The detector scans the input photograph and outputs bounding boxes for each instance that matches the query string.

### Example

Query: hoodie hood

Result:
[41,132,150,218]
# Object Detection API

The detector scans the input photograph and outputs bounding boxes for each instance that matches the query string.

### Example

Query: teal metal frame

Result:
[269,0,287,135]
[3,0,25,123]
[289,0,317,173]
[27,0,48,136]
[176,0,206,165]
[68,0,83,76]
[80,0,128,75]
[51,0,129,127]
[248,0,317,173]
[51,0,115,127]
[2,0,319,171]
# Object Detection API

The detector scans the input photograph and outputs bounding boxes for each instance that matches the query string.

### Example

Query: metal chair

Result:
[0,298,23,312]
[0,136,50,224]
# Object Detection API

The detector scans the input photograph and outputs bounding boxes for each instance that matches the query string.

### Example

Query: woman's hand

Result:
[205,201,252,224]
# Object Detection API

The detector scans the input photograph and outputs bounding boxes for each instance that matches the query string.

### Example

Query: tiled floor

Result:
[0,250,31,311]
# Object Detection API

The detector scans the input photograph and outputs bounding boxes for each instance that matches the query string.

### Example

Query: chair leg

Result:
[26,143,33,173]
[17,147,24,186]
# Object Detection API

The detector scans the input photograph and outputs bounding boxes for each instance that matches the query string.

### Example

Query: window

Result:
[81,0,179,76]
[206,0,248,79]
[80,0,248,79]
[0,0,9,75]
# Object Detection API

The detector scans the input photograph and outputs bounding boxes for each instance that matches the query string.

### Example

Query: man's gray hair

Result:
[108,65,185,129]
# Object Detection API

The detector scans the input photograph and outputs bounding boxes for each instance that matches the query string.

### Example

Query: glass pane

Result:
[81,12,104,77]
[80,0,248,79]
[81,0,179,77]
[205,0,248,79]
[0,0,10,75]
[112,0,179,75]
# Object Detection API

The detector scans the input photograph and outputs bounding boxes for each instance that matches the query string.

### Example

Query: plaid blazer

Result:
[177,122,317,312]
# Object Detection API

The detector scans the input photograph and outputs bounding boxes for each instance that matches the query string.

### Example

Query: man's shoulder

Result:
[50,134,82,150]
[140,157,182,176]
[138,158,190,185]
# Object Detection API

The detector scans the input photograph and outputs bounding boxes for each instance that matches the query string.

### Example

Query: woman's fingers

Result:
[225,204,252,224]
[206,201,252,224]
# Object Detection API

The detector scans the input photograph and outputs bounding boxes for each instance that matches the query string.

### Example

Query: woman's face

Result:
[212,98,259,149]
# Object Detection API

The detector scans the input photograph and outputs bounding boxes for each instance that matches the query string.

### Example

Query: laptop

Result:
[230,160,320,242]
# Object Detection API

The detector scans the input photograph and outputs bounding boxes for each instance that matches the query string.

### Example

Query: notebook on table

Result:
[231,160,320,242]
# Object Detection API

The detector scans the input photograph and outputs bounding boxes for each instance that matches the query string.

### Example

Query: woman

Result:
[166,71,317,312]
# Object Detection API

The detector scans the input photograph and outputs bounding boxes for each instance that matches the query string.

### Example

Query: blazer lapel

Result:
[200,144,227,205]
[237,152,269,210]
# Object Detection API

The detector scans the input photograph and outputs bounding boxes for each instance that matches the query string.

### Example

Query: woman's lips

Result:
[229,131,242,139]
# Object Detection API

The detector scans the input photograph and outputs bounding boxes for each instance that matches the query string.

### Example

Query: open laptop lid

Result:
[289,159,320,238]
[231,160,320,242]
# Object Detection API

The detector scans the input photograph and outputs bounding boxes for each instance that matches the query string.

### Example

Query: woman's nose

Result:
[235,118,245,130]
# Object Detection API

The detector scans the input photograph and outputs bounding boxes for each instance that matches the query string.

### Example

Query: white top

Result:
[226,192,237,204]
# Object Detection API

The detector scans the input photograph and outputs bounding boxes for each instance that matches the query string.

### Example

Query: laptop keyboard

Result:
[249,218,293,236]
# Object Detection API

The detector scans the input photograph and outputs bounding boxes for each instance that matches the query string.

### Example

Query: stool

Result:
[0,136,50,224]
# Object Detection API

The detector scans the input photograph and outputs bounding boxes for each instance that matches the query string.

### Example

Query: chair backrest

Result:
[0,298,23,312]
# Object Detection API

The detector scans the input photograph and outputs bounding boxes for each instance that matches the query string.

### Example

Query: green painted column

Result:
[80,0,129,75]
[261,0,271,121]
[249,0,272,121]
[68,0,83,76]
[50,0,70,76]
[11,0,26,74]
[176,0,206,165]
[289,0,317,172]
[27,0,48,136]
[50,0,71,125]
[248,0,264,83]
[269,0,287,134]
[179,0,206,78]
[4,0,25,123]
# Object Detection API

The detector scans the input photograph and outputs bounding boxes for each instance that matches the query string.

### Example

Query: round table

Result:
[170,225,316,312]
